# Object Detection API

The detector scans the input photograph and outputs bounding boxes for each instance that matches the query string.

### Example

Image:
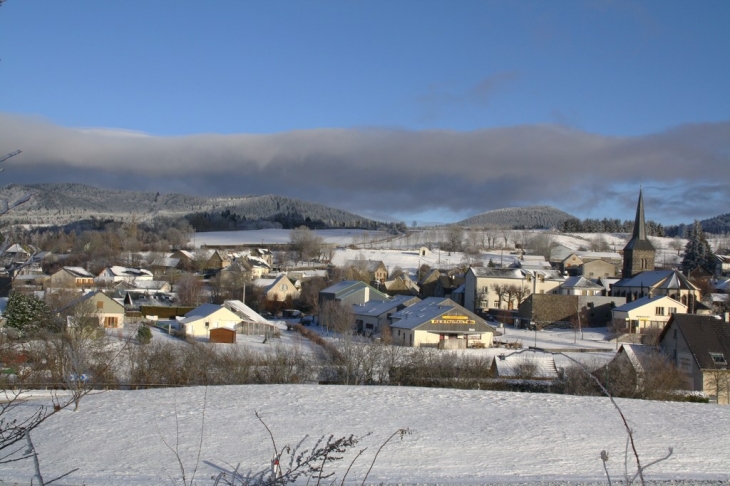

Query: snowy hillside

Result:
[4,385,729,485]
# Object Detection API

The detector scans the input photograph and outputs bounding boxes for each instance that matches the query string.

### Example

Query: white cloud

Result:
[1,113,728,224]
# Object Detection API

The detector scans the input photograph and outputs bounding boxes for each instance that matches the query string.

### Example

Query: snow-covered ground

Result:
[2,323,726,485]
[191,228,690,279]
[3,384,729,485]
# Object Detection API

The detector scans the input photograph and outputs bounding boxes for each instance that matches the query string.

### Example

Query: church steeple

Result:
[633,187,647,241]
[622,188,655,278]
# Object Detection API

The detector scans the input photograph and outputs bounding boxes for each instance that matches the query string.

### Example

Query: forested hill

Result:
[457,205,576,229]
[665,212,730,238]
[0,183,380,230]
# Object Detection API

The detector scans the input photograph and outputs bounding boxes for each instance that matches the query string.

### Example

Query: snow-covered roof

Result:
[493,354,559,379]
[352,295,417,317]
[561,276,603,290]
[224,300,271,324]
[63,266,95,278]
[102,266,154,278]
[612,294,684,312]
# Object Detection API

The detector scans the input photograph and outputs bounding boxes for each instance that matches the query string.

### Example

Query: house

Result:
[240,254,270,279]
[561,254,584,275]
[205,250,232,270]
[114,280,172,294]
[558,277,604,296]
[384,276,420,297]
[97,266,154,285]
[11,273,49,293]
[352,295,420,335]
[0,244,31,269]
[177,303,242,339]
[517,294,625,329]
[49,267,96,289]
[170,249,196,270]
[549,244,576,264]
[223,299,279,335]
[417,269,444,299]
[58,290,125,328]
[714,254,730,277]
[658,313,730,404]
[144,254,180,278]
[464,267,564,312]
[611,295,687,334]
[388,297,494,348]
[490,353,559,380]
[598,344,671,396]
[581,259,618,279]
[256,274,299,305]
[344,259,388,284]
[319,280,390,308]
[224,299,271,323]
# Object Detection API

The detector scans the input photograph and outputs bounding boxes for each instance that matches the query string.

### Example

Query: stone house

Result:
[464,267,564,313]
[658,313,730,404]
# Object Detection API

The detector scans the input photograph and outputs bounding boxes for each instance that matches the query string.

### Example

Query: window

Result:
[709,352,727,367]
[104,316,118,328]
[280,284,288,291]
[668,307,677,314]
[97,301,104,309]
[655,307,664,316]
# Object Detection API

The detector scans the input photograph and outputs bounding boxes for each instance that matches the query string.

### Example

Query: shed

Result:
[210,327,237,344]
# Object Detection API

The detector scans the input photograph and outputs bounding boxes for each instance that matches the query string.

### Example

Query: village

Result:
[1,190,729,406]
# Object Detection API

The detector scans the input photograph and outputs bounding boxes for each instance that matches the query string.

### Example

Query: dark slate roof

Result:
[660,314,730,369]
[613,270,697,290]
[623,188,656,252]
[390,297,495,334]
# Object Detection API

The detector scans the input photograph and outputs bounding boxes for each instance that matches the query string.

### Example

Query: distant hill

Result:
[664,212,730,237]
[0,183,380,230]
[457,205,576,229]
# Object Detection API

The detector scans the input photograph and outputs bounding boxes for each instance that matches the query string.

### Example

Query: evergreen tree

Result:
[5,291,51,335]
[682,220,714,274]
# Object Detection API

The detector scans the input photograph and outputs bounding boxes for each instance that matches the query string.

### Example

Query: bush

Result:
[137,325,152,345]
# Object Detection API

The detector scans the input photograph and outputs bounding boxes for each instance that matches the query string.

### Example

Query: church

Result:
[610,189,701,310]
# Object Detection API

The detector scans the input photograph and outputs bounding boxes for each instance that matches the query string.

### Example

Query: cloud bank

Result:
[1,113,728,225]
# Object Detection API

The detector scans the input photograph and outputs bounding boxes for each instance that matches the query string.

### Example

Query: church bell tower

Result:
[622,188,656,278]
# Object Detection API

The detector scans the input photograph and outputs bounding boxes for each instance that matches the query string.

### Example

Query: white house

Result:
[178,304,242,339]
[611,295,687,334]
[97,266,154,285]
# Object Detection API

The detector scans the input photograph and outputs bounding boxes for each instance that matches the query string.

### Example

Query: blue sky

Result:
[1,1,729,226]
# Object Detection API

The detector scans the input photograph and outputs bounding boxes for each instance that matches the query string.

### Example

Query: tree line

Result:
[561,217,666,236]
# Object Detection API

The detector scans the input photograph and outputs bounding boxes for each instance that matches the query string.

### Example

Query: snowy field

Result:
[193,229,391,246]
[191,229,689,278]
[2,326,727,485]
[3,384,729,485]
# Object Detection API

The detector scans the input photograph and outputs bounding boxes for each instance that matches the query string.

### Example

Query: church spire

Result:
[633,187,647,241]
[622,188,655,278]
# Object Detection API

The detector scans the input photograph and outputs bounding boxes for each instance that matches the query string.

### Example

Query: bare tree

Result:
[443,225,464,252]
[289,226,324,262]
[176,273,205,306]
[319,300,355,335]
[491,283,508,309]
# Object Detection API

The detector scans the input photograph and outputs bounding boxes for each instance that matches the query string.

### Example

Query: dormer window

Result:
[709,352,727,367]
